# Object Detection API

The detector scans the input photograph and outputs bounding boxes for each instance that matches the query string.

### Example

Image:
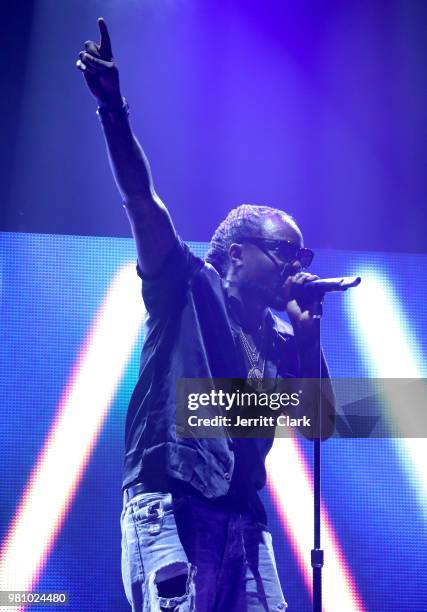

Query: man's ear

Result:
[228,243,244,268]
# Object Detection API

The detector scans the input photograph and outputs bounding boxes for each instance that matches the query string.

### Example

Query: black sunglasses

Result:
[243,237,314,269]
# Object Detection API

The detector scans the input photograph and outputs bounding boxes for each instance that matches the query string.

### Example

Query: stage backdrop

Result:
[0,231,426,612]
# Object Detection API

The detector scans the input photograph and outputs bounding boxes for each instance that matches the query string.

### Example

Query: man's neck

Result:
[226,283,267,335]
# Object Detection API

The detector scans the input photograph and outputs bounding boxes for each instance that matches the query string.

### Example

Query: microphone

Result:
[303,276,361,293]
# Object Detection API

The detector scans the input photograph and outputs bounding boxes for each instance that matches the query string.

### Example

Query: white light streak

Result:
[0,264,144,603]
[267,439,365,612]
[346,269,427,516]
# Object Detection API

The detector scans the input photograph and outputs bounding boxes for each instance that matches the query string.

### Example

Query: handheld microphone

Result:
[303,276,361,293]
[278,262,361,295]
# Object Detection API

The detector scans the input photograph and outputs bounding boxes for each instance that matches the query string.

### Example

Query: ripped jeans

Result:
[120,490,288,611]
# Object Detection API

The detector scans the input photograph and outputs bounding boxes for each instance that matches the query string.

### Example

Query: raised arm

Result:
[76,18,176,276]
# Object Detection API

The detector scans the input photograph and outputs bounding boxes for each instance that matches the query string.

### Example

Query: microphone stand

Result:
[283,275,359,609]
[311,298,324,612]
[305,277,360,610]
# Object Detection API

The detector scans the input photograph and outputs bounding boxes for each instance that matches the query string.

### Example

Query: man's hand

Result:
[281,272,321,348]
[76,18,122,107]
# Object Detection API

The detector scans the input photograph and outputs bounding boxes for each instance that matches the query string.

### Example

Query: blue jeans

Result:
[121,490,288,611]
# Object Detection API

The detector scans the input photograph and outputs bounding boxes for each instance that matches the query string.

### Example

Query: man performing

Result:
[77,19,333,612]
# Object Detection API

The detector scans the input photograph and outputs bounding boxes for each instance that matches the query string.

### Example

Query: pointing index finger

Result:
[98,17,112,60]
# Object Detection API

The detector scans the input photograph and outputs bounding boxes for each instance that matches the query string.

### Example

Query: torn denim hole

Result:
[147,562,196,612]
[276,602,288,610]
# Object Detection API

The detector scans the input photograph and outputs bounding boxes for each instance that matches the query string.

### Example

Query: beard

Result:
[239,276,287,311]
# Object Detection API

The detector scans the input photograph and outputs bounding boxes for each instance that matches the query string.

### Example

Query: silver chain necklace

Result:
[239,328,266,391]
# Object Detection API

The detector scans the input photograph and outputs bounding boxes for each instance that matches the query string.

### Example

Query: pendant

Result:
[247,366,264,391]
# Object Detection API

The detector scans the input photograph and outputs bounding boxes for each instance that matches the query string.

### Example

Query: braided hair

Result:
[205,204,296,277]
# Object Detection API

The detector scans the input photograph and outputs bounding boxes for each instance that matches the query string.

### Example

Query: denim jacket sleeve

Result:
[136,236,203,318]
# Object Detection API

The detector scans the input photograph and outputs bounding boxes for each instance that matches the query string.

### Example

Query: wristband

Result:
[96,97,129,122]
